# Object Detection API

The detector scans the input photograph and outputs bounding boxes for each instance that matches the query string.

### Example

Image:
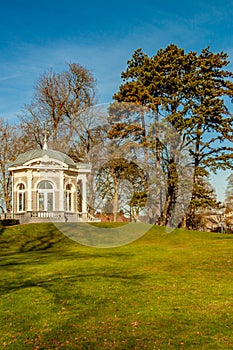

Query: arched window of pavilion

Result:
[17,183,25,212]
[37,180,54,212]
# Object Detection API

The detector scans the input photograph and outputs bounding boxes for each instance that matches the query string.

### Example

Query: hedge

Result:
[0,219,20,226]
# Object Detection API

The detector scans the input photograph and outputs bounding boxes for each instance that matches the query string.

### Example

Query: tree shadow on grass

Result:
[0,270,146,296]
[0,248,133,268]
[19,232,65,252]
[0,224,4,236]
[0,224,65,253]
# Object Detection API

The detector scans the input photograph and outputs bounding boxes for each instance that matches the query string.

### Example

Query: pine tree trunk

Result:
[187,125,201,229]
[158,157,178,226]
[112,174,118,222]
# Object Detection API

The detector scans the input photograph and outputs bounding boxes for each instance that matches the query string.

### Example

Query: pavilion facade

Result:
[8,144,98,224]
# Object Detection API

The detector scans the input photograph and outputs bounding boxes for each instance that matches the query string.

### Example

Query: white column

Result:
[81,176,87,214]
[59,171,64,211]
[27,170,32,212]
[11,172,14,215]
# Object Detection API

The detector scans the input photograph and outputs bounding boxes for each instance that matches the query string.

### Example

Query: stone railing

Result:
[1,211,101,223]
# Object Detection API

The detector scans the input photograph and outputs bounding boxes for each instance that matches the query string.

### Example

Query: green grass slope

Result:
[1,223,233,349]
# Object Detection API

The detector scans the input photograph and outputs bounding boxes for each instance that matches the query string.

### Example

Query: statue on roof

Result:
[42,129,50,150]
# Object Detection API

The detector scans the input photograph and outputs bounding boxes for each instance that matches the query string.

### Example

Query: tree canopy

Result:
[111,44,233,227]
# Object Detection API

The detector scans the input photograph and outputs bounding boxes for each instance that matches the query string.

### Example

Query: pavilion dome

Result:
[9,148,77,169]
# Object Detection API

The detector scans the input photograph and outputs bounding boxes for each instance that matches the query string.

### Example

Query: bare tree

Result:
[0,119,28,212]
[20,63,97,151]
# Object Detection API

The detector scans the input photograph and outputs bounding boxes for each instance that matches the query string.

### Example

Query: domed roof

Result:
[9,148,77,168]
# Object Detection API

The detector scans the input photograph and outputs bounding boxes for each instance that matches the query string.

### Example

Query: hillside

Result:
[1,223,233,349]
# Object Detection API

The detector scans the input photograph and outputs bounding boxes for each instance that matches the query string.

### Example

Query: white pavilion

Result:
[8,139,97,224]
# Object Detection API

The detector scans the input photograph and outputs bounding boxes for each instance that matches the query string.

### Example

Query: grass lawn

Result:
[1,223,233,349]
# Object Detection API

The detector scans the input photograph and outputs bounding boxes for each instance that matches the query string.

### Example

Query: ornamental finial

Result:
[42,129,50,150]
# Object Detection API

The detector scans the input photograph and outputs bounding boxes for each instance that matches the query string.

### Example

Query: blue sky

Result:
[0,0,233,200]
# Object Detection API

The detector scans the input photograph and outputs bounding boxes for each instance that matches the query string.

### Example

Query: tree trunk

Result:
[187,126,201,228]
[158,157,178,226]
[112,174,118,222]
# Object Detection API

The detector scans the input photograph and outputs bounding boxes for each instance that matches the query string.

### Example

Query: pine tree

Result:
[112,44,233,226]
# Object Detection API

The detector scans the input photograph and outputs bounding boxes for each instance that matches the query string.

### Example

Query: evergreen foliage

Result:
[112,44,233,227]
